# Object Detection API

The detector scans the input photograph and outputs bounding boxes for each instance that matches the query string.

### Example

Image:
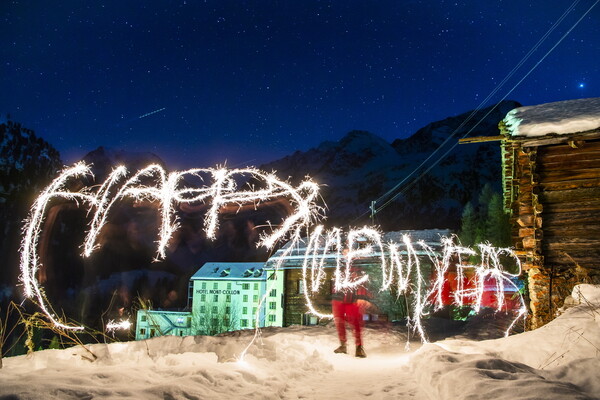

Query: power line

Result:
[362,0,596,221]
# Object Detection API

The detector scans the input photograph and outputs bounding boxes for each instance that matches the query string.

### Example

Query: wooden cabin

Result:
[499,98,600,328]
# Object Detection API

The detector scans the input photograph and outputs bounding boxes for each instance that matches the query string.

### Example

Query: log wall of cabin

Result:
[510,138,600,328]
[536,139,600,315]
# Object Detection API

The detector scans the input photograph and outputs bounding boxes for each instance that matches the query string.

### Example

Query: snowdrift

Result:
[1,285,599,400]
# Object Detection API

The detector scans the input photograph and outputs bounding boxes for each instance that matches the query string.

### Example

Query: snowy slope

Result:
[1,284,598,400]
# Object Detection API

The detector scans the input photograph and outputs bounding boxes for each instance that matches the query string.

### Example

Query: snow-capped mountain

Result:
[262,100,521,230]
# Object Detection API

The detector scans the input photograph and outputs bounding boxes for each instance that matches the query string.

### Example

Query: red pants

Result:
[333,300,363,346]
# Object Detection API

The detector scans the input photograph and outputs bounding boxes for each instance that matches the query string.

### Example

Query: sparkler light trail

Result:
[106,319,132,333]
[297,228,526,343]
[20,162,526,346]
[20,163,322,329]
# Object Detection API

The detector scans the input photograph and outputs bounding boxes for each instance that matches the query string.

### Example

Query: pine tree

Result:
[459,202,477,246]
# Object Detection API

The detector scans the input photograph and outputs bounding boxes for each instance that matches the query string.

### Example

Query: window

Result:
[225,306,231,314]
[227,282,232,290]
[213,282,218,290]
[176,317,184,324]
[140,328,146,335]
[200,305,206,313]
[201,294,206,302]
[213,294,218,302]
[269,302,276,310]
[141,315,147,322]
[253,294,258,303]
[270,289,276,297]
[254,283,259,290]
[201,282,207,289]
[150,328,156,337]
[243,307,248,315]
[242,283,249,290]
[252,307,257,316]
[226,294,231,302]
[241,319,248,327]
[243,294,248,302]
[298,280,305,294]
[212,306,218,314]
[268,315,276,322]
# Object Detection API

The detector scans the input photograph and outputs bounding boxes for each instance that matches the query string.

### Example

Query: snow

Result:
[504,97,600,137]
[2,285,600,400]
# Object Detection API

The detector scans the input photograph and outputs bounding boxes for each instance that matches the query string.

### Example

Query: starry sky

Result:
[1,1,598,169]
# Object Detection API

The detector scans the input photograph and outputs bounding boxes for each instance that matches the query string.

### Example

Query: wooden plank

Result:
[543,210,600,225]
[540,179,600,191]
[538,158,600,171]
[540,187,600,203]
[519,131,600,148]
[544,240,600,251]
[543,226,600,238]
[458,135,504,144]
[542,199,600,214]
[539,168,600,183]
[538,139,600,155]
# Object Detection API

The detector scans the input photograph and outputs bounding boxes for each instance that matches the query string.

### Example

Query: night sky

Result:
[1,1,598,169]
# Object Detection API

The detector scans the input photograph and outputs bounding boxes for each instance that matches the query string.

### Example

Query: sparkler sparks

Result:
[20,162,526,346]
[106,319,132,333]
[20,163,322,329]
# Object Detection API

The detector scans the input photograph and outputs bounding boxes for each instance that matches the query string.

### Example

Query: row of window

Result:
[198,293,278,303]
[198,303,277,315]
[199,282,263,291]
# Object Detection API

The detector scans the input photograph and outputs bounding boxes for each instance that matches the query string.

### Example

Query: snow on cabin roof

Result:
[190,262,267,280]
[503,97,600,137]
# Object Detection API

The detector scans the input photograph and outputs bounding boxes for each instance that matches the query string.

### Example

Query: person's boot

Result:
[334,342,347,354]
[355,345,366,358]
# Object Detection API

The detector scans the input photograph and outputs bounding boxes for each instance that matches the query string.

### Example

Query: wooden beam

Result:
[458,135,504,144]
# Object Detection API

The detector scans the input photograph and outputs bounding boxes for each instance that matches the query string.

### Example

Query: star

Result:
[578,83,585,89]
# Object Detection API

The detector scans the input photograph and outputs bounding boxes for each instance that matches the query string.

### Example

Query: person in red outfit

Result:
[332,252,372,358]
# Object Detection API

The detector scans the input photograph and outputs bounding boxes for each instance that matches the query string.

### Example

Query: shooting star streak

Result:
[138,107,166,119]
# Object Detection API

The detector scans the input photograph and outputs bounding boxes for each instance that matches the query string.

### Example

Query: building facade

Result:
[135,261,284,340]
[189,262,285,334]
[135,310,193,340]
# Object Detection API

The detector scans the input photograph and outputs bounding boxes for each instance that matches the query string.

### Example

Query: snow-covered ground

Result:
[1,285,599,400]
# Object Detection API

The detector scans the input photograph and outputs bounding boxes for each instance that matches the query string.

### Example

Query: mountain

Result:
[261,100,521,230]
[82,146,166,179]
[0,118,63,292]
